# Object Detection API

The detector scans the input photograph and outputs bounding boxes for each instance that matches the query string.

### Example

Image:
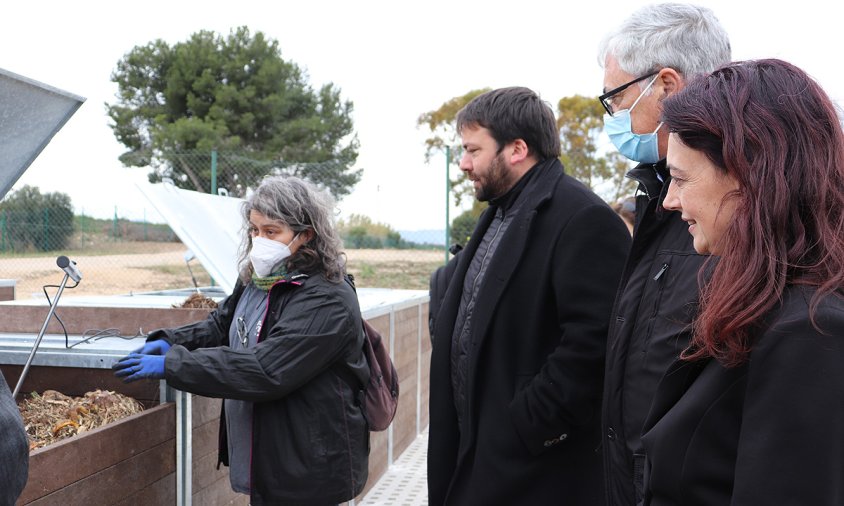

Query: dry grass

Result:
[0,240,445,299]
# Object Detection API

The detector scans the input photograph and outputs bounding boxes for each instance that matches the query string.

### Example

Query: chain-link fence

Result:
[1,150,447,301]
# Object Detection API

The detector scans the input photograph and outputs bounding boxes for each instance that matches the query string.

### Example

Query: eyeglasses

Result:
[236,316,248,346]
[599,70,660,117]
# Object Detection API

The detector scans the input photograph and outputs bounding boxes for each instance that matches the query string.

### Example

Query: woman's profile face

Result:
[249,210,302,253]
[663,134,740,255]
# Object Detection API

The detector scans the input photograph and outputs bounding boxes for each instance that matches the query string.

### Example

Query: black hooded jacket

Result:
[150,272,369,506]
[0,372,28,505]
[601,159,707,506]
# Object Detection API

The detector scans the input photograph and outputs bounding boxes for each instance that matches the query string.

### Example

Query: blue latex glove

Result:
[131,339,171,355]
[112,353,166,383]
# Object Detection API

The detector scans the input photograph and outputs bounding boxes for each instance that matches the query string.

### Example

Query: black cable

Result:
[66,328,143,349]
[41,281,77,349]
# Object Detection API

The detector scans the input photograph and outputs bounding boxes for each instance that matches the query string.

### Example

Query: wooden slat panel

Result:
[191,477,249,506]
[367,315,390,349]
[362,429,389,497]
[192,450,231,496]
[419,347,432,430]
[191,394,222,428]
[25,440,175,505]
[394,320,418,380]
[421,302,431,347]
[1,366,161,405]
[190,418,221,465]
[114,474,176,506]
[20,403,175,503]
[0,306,212,334]
[392,381,419,458]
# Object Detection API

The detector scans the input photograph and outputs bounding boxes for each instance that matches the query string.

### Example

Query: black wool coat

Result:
[427,158,630,505]
[641,286,844,505]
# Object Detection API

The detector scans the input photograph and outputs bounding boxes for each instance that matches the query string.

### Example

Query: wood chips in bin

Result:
[18,389,145,451]
[173,292,219,309]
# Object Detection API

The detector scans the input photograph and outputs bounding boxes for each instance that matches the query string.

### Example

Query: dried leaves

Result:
[18,389,145,451]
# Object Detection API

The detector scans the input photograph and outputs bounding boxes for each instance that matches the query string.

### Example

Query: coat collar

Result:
[466,158,560,342]
[627,158,668,201]
[433,157,564,435]
[435,158,563,345]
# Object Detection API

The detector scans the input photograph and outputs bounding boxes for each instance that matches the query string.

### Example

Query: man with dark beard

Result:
[427,87,630,505]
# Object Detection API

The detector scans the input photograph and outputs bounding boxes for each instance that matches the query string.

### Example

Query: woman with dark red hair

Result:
[640,59,844,505]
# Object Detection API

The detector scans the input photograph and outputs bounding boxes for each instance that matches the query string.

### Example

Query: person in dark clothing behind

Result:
[427,86,630,506]
[612,196,637,235]
[597,4,730,505]
[643,58,844,505]
[0,372,28,505]
[114,175,369,506]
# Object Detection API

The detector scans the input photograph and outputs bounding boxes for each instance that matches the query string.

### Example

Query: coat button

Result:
[543,434,567,447]
[607,427,616,441]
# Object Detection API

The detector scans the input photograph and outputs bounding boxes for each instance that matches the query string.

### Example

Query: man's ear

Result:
[658,68,684,100]
[508,139,530,165]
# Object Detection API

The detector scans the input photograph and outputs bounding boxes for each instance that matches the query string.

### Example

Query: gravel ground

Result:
[0,245,443,299]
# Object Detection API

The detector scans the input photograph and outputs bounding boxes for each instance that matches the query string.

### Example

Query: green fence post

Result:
[209,148,219,288]
[1,210,5,252]
[43,208,49,251]
[211,149,218,195]
[113,206,118,242]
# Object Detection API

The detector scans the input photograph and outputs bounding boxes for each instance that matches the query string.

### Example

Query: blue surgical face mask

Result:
[603,75,663,164]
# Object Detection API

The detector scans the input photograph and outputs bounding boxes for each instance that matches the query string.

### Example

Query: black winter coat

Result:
[427,158,630,505]
[150,272,369,506]
[0,372,27,505]
[641,286,844,505]
[601,160,706,506]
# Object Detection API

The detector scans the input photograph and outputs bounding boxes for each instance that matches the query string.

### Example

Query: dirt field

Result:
[0,243,444,300]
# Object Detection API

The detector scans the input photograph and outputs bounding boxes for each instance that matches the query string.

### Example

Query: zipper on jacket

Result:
[653,263,669,281]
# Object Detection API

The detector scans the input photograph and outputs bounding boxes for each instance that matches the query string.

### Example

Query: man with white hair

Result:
[597,4,731,505]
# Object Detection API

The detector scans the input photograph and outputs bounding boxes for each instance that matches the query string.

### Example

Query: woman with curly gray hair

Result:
[115,175,369,505]
[236,175,346,284]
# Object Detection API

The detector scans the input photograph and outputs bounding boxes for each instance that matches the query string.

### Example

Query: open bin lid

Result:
[137,182,243,293]
[0,67,85,199]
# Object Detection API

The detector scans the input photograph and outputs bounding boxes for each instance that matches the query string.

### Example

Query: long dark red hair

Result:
[662,59,844,366]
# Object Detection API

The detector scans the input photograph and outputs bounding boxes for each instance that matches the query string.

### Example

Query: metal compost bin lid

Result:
[0,67,85,199]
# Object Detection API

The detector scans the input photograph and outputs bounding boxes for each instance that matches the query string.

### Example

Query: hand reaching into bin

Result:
[131,339,171,356]
[112,353,165,382]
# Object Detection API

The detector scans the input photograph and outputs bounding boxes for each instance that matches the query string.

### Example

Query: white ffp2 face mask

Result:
[250,235,297,277]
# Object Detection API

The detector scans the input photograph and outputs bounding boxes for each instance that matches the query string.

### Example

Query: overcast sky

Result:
[3,0,842,231]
